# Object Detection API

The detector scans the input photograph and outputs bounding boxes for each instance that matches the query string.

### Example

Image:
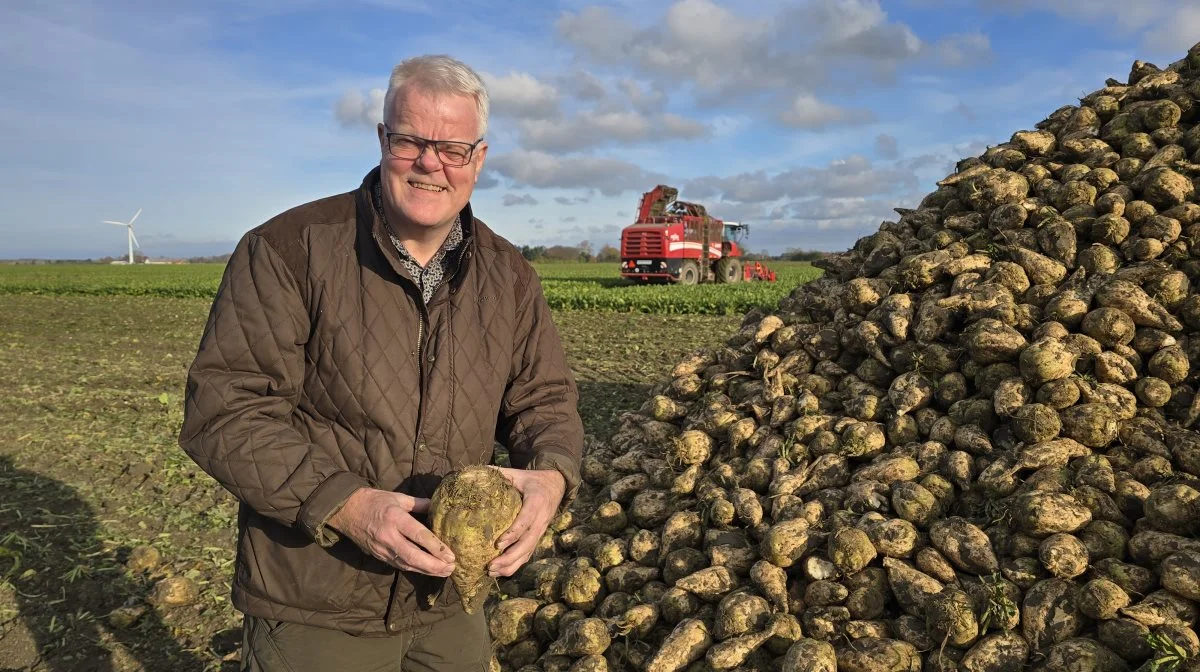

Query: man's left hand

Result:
[488,467,565,577]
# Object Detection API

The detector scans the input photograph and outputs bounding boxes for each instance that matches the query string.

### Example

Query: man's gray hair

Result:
[383,55,490,138]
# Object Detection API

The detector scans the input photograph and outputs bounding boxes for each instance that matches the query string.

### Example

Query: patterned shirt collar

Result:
[372,181,464,304]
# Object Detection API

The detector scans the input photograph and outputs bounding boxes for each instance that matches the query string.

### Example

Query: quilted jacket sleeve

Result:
[179,232,369,547]
[497,267,585,507]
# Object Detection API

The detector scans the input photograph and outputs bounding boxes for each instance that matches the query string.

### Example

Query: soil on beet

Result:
[0,294,741,670]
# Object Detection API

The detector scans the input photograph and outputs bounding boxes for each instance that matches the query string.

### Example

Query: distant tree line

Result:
[777,248,831,262]
[184,254,233,264]
[520,241,621,263]
[7,246,826,266]
[735,249,831,262]
[518,241,829,263]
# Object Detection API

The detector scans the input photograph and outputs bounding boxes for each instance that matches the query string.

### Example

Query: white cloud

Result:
[557,70,608,101]
[703,200,768,223]
[553,1,843,96]
[618,79,667,114]
[554,5,634,60]
[555,0,992,125]
[516,109,709,152]
[794,0,891,44]
[825,20,922,60]
[476,171,500,190]
[660,112,709,137]
[479,70,711,152]
[517,111,644,151]
[1143,5,1200,53]
[785,196,897,222]
[976,0,1199,54]
[554,195,591,205]
[745,218,900,251]
[676,149,938,252]
[662,0,765,50]
[502,192,539,206]
[685,153,921,204]
[957,64,1103,118]
[488,151,670,196]
[480,71,560,119]
[334,88,385,128]
[337,71,562,129]
[779,94,876,129]
[929,32,992,67]
[875,133,899,159]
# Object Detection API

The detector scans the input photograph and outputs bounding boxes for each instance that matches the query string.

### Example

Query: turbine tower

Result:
[103,209,142,264]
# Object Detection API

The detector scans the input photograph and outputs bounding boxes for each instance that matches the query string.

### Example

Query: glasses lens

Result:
[388,135,473,165]
[436,143,471,166]
[388,136,422,159]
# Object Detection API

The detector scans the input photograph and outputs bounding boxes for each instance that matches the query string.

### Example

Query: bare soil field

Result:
[0,294,741,671]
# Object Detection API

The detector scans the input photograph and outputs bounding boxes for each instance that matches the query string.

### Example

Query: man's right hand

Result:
[328,488,455,577]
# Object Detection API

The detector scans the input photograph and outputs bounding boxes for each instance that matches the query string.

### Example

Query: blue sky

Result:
[2,0,1198,260]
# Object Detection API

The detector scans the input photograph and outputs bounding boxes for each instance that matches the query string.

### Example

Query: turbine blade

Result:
[103,221,126,226]
[128,208,142,225]
[130,230,141,248]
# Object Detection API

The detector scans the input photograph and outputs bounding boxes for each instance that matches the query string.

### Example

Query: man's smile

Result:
[409,180,446,192]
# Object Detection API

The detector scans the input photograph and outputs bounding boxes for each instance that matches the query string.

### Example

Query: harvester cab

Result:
[722,221,750,253]
[721,222,776,282]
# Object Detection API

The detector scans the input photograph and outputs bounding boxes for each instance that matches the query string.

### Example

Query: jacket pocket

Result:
[241,516,363,613]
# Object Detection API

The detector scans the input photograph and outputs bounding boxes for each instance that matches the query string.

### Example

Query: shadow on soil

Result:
[0,383,651,671]
[0,454,214,672]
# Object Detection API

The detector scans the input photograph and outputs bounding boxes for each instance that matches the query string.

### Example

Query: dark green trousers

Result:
[241,607,492,671]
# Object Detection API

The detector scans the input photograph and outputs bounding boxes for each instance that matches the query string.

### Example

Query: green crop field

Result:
[536,261,821,314]
[0,263,224,298]
[0,261,821,315]
[0,261,821,671]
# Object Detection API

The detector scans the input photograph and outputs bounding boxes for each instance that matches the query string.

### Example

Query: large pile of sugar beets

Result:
[486,42,1200,672]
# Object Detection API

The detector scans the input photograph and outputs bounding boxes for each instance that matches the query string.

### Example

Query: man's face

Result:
[376,87,487,233]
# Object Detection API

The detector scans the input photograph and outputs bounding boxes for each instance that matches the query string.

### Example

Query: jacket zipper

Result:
[416,311,425,366]
[413,300,430,460]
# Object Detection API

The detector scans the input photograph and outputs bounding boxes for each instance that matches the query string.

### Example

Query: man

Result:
[179,54,584,671]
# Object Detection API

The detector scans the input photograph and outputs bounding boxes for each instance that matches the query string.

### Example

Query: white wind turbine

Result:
[103,209,142,264]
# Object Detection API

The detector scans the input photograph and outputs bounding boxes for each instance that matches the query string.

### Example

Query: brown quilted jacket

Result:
[179,167,584,635]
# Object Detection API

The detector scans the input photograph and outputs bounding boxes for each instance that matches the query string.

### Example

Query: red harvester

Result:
[619,185,776,284]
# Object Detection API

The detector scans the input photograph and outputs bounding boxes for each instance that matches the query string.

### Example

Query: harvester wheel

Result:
[678,261,700,285]
[715,257,741,283]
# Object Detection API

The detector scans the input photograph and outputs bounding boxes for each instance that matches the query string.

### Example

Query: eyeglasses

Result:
[382,127,483,167]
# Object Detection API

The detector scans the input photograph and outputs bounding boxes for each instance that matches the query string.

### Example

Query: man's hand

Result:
[329,488,455,577]
[488,468,565,577]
